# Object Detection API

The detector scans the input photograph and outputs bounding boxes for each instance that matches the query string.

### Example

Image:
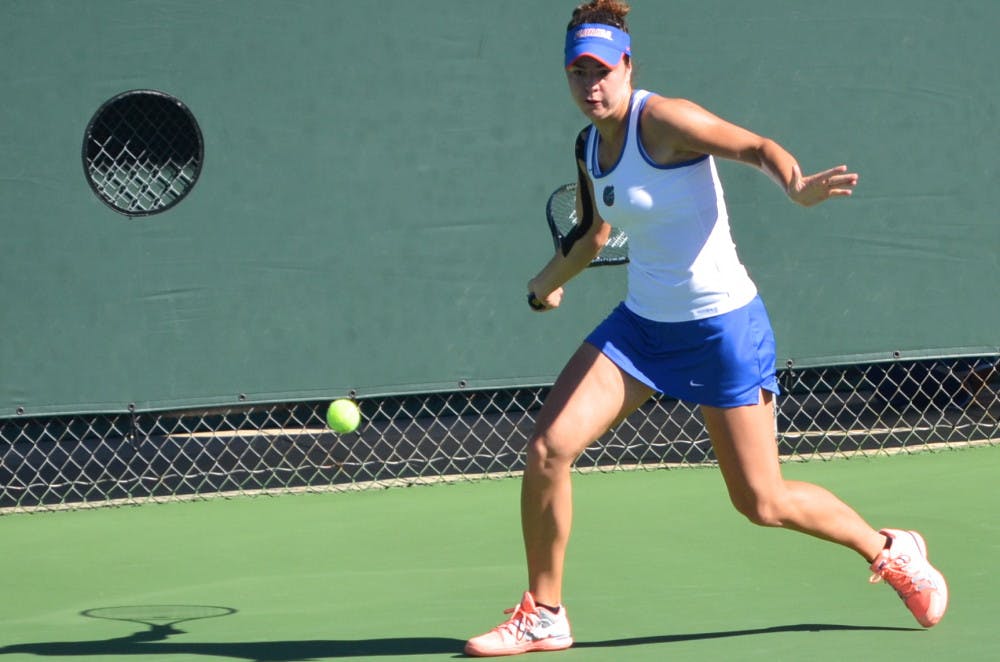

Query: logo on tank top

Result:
[603,185,615,206]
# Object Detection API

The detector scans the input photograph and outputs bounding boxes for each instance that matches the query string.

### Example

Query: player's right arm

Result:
[527,132,613,311]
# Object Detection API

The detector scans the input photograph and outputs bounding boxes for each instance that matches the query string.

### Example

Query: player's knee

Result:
[730,493,785,528]
[525,432,575,472]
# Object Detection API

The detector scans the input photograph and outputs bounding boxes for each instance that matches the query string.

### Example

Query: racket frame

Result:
[545,182,629,267]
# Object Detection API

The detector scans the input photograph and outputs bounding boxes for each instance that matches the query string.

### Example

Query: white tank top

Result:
[585,89,758,322]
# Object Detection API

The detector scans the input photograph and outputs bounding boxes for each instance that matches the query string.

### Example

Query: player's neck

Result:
[592,88,632,144]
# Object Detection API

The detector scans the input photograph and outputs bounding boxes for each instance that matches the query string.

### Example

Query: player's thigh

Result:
[534,342,652,459]
[701,391,783,498]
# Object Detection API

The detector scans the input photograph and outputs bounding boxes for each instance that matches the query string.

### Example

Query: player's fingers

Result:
[823,178,858,192]
[805,166,857,187]
[811,164,850,179]
[808,172,858,195]
[828,170,859,183]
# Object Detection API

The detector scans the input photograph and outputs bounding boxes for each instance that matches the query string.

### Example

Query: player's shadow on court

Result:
[574,622,924,649]
[0,606,920,660]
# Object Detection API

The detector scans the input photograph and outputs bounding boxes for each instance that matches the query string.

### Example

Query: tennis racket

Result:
[545,182,629,267]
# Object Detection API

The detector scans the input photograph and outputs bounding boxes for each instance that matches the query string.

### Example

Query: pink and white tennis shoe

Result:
[464,591,573,657]
[869,528,949,627]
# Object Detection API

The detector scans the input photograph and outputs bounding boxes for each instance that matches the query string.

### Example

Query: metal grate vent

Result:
[82,89,203,216]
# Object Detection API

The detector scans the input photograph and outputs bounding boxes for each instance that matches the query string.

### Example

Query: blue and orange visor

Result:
[564,23,631,68]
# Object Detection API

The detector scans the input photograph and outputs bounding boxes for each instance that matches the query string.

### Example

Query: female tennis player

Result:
[464,0,948,656]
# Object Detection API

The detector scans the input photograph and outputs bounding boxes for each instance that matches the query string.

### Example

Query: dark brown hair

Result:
[567,0,631,32]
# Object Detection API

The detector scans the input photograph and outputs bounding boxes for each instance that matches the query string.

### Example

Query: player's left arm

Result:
[641,96,858,207]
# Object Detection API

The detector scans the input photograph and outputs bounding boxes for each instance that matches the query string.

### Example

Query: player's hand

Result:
[526,285,563,312]
[789,164,858,207]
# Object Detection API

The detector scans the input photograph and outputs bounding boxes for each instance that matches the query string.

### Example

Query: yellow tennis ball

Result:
[326,399,361,433]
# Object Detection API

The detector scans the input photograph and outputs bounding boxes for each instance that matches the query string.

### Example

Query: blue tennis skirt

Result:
[585,295,780,407]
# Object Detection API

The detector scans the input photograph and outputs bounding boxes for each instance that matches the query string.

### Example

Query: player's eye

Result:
[571,66,610,79]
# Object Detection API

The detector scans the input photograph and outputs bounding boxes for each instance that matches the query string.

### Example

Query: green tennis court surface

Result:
[2,444,996,661]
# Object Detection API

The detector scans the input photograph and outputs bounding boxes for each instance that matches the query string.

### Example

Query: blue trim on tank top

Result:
[633,93,710,170]
[591,91,710,176]
[589,93,636,179]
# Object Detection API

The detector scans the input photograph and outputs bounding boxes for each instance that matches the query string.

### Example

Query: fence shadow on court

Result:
[0,606,922,660]
[0,637,469,660]
[0,604,467,659]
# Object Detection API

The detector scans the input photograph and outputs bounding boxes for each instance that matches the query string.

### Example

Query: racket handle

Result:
[527,292,546,311]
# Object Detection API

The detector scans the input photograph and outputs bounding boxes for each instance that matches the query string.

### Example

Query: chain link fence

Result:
[82,89,203,217]
[2,357,997,514]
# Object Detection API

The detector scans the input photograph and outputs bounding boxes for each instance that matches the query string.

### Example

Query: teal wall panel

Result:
[1,1,997,416]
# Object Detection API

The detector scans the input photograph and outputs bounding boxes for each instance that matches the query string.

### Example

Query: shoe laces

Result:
[491,603,540,642]
[869,552,935,597]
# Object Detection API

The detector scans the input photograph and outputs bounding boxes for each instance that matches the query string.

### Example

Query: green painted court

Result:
[2,444,996,661]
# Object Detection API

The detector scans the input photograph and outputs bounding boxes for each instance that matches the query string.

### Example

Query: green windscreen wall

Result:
[1,1,997,417]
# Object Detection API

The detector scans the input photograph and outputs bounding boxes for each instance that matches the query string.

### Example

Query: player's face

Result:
[565,56,632,121]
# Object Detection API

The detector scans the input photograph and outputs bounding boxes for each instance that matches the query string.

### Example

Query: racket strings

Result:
[546,182,629,266]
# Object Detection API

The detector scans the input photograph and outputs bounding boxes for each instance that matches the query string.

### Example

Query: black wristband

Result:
[527,292,546,311]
